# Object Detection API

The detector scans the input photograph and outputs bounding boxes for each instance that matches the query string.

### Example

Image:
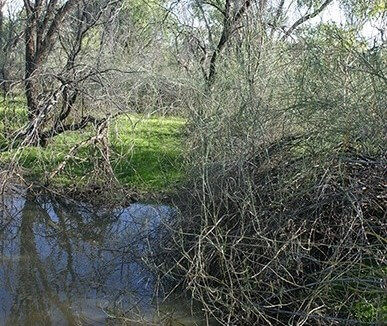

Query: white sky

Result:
[4,0,23,15]
[307,0,383,42]
[4,0,384,42]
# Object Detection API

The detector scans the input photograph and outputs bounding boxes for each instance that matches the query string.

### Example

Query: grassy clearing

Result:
[110,115,185,191]
[0,98,185,193]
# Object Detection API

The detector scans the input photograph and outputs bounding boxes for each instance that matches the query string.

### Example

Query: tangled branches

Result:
[164,138,386,325]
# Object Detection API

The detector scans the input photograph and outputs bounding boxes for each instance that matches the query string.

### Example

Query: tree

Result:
[0,1,5,89]
[170,0,335,93]
[17,0,121,146]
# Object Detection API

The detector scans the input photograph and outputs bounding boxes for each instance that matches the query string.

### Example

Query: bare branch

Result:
[38,0,82,62]
[282,0,333,40]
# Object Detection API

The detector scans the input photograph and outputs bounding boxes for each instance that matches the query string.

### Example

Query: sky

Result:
[3,0,22,14]
[306,0,383,42]
[3,0,384,42]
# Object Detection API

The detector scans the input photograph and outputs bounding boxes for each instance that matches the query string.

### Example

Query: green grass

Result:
[0,97,28,149]
[110,115,185,191]
[0,99,186,192]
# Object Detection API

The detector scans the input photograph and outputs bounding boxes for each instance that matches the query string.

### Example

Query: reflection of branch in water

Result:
[1,193,166,325]
[52,202,76,284]
[6,192,77,326]
[55,197,119,244]
[52,198,123,291]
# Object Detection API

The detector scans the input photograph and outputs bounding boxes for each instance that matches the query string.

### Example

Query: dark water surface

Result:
[0,191,200,325]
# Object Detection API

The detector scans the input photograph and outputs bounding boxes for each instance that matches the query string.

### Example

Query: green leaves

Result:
[123,0,164,28]
[340,0,386,19]
[370,0,386,16]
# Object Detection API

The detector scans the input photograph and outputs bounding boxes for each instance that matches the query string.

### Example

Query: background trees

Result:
[158,1,386,325]
[3,0,383,146]
[15,0,125,146]
[0,1,385,323]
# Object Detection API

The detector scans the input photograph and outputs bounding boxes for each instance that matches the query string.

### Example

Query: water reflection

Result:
[0,191,175,325]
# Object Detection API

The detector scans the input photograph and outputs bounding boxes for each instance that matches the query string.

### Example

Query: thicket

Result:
[159,24,386,326]
[0,1,385,324]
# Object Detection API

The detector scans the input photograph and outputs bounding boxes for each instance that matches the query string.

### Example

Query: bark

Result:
[205,0,253,91]
[18,0,101,146]
[0,0,7,92]
[23,0,81,119]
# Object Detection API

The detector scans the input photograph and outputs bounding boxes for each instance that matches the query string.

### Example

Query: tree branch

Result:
[206,0,252,88]
[23,0,33,14]
[40,115,101,144]
[38,0,82,62]
[282,0,333,40]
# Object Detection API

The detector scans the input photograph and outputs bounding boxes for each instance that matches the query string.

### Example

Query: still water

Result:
[0,191,200,325]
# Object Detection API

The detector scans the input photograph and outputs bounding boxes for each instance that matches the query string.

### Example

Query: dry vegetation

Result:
[0,0,386,324]
[155,21,386,325]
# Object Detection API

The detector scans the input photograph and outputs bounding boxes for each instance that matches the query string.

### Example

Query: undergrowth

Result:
[0,98,185,194]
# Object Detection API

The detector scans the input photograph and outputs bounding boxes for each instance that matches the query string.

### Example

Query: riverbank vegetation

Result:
[0,0,386,324]
[0,98,185,194]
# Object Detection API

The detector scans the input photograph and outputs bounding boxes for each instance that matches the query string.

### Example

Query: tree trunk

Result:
[0,0,7,93]
[24,4,39,119]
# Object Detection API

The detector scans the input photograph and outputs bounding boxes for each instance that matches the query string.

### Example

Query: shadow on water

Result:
[0,190,203,325]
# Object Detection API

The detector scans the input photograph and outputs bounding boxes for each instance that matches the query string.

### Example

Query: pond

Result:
[0,190,203,325]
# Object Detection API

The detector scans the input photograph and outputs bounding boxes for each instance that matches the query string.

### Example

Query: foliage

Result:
[156,13,386,325]
[0,0,386,324]
[0,100,185,193]
[341,0,387,19]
